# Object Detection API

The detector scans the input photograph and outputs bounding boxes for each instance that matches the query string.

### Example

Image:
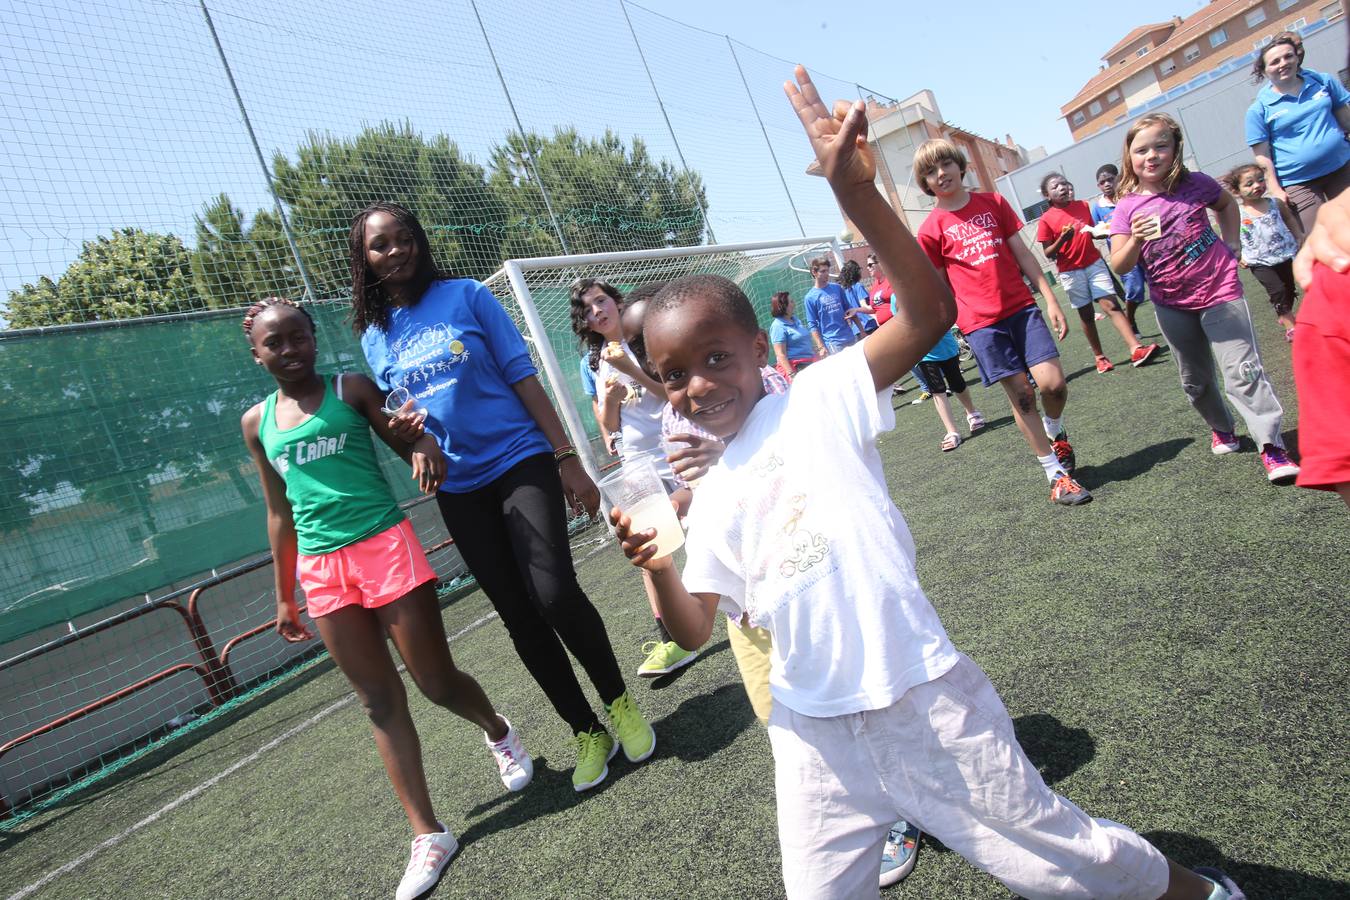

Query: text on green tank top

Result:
[258,377,405,555]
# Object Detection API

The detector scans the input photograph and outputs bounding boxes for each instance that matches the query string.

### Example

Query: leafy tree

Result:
[489,128,708,259]
[190,194,307,307]
[270,122,508,293]
[5,229,196,328]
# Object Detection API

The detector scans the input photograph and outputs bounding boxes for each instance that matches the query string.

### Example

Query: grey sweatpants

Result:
[1153,298,1285,448]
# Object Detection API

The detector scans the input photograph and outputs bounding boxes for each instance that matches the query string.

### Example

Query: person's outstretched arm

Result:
[241,406,312,644]
[784,67,953,391]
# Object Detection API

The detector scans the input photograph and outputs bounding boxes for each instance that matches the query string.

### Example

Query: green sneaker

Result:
[572,728,617,793]
[605,691,655,763]
[636,640,700,677]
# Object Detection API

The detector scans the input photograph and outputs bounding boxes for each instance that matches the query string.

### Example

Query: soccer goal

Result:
[483,236,843,482]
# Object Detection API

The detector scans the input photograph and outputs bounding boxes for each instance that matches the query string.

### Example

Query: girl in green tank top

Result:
[241,299,534,899]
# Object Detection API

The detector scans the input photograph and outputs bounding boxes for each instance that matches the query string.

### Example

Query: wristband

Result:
[552,443,575,461]
[554,449,579,466]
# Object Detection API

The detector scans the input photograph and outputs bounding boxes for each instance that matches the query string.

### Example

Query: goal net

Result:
[482,236,842,481]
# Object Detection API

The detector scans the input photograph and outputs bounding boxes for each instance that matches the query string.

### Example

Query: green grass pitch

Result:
[2,276,1347,899]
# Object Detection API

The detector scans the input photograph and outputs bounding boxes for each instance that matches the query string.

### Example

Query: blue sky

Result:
[639,0,1212,154]
[0,0,1213,303]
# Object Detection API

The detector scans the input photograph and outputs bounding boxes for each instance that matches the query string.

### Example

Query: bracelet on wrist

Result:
[554,449,579,466]
[552,443,574,460]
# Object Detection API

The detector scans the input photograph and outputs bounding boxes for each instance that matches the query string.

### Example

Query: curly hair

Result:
[242,296,314,341]
[347,202,451,336]
[568,277,625,371]
[838,259,863,290]
[1220,163,1264,195]
[770,290,792,318]
[1253,35,1304,83]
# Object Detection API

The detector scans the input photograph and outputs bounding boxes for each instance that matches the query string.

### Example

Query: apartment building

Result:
[809,89,1032,235]
[1061,0,1342,141]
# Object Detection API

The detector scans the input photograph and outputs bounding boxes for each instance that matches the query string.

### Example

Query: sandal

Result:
[966,411,986,433]
[941,432,962,452]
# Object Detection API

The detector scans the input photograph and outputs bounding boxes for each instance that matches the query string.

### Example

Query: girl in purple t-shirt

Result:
[1109,113,1299,485]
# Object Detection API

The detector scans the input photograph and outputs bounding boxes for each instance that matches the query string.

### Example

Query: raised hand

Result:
[784,66,874,196]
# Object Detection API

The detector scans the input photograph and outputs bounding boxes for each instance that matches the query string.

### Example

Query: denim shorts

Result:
[1122,264,1148,303]
[965,304,1060,387]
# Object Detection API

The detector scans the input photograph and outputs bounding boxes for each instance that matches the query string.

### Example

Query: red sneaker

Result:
[1130,343,1160,367]
[1050,474,1092,506]
[1050,432,1076,474]
[1094,356,1115,374]
[1211,430,1240,455]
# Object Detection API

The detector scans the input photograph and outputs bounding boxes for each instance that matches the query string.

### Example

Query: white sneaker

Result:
[396,823,458,900]
[485,716,533,791]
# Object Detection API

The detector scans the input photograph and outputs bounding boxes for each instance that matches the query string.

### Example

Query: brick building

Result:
[1060,0,1342,141]
[809,89,1033,235]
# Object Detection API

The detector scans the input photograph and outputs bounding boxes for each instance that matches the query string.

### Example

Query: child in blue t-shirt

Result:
[608,68,1245,900]
[914,328,984,451]
[1091,163,1148,338]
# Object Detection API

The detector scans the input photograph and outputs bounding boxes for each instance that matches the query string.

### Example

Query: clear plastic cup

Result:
[662,436,702,489]
[382,386,424,418]
[1138,213,1162,242]
[598,455,684,559]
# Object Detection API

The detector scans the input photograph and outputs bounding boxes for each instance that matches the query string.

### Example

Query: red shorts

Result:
[298,519,436,618]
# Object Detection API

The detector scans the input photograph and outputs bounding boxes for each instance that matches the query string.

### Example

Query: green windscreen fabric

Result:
[0,301,423,643]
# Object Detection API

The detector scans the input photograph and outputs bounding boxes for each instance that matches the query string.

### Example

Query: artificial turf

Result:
[2,279,1347,899]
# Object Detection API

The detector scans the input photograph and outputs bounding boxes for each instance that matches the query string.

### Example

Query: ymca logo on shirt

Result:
[388,323,471,390]
[944,212,1004,266]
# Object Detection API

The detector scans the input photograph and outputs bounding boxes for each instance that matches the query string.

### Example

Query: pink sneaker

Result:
[1260,445,1299,485]
[396,823,458,900]
[485,716,533,791]
[1210,430,1240,455]
[1130,343,1160,367]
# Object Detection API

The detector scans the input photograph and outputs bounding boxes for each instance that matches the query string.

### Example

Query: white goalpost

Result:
[483,236,843,484]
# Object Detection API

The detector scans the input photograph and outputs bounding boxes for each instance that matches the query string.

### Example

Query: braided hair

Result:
[242,296,314,340]
[568,277,625,371]
[348,202,450,336]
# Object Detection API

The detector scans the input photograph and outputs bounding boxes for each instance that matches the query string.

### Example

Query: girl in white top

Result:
[1221,163,1305,340]
[571,278,697,677]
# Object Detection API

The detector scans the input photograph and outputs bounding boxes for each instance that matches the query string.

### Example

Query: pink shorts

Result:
[298,519,437,618]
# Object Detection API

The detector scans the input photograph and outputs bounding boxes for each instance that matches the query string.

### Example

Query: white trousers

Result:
[767,654,1170,900]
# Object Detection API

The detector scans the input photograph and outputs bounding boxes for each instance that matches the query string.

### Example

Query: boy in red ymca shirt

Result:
[914,139,1091,506]
[1036,173,1160,374]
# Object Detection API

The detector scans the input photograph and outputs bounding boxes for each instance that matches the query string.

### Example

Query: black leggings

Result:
[1248,259,1297,318]
[436,453,625,734]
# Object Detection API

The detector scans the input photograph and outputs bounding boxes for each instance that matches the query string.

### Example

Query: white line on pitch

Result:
[8,610,500,900]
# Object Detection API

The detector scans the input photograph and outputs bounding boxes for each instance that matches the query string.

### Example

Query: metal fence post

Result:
[467,0,571,255]
[619,0,717,245]
[199,0,320,304]
[726,37,806,238]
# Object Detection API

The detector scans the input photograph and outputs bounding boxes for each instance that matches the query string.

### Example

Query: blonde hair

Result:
[1118,114,1188,196]
[912,139,967,197]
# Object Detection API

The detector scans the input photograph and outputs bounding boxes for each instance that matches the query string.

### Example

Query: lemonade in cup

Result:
[598,455,683,559]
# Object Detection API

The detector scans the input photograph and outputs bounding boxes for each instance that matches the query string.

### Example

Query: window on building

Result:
[1245,7,1267,27]
[1209,28,1228,48]
[1184,43,1202,62]
[1277,0,1300,10]
[1160,57,1177,75]
[1136,46,1150,57]
[1287,17,1307,30]
[1322,2,1342,21]
[1254,34,1274,50]
[1106,88,1121,103]
[1023,199,1051,221]
[1071,110,1086,126]
[1089,100,1103,116]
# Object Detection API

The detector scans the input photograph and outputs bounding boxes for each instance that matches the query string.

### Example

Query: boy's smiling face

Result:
[644,294,767,440]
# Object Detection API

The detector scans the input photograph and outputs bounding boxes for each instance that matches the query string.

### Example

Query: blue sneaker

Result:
[879,819,920,887]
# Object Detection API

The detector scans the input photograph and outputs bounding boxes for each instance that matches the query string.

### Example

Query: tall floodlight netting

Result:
[0,0,913,821]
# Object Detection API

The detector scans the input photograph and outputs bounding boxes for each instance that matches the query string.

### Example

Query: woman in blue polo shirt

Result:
[1246,35,1350,231]
[351,202,655,794]
[767,290,818,376]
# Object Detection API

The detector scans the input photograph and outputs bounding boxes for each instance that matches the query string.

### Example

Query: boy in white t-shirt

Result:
[606,68,1244,900]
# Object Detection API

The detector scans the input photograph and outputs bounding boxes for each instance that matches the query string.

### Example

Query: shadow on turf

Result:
[1074,437,1194,490]
[1143,830,1349,899]
[455,681,756,853]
